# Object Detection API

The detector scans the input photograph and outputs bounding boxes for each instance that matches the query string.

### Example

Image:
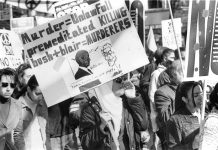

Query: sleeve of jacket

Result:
[70,93,89,129]
[126,94,149,131]
[154,89,172,125]
[44,100,51,150]
[45,120,51,150]
[166,117,192,150]
[14,105,26,150]
[79,104,106,150]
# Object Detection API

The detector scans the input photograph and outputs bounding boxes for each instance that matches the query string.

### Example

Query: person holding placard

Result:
[78,74,150,150]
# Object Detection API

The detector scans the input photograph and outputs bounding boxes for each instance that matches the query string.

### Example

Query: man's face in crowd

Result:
[27,86,43,103]
[79,52,90,68]
[0,75,15,98]
[20,68,33,86]
[186,85,203,110]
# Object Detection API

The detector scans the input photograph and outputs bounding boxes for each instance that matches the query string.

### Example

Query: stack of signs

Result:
[19,0,149,106]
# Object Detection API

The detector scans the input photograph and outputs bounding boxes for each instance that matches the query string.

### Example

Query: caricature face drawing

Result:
[101,43,117,67]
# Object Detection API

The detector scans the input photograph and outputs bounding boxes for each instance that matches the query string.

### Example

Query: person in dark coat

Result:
[166,81,203,150]
[154,60,183,150]
[78,75,150,150]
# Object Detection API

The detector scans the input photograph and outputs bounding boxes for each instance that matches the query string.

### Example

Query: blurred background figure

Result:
[13,63,33,99]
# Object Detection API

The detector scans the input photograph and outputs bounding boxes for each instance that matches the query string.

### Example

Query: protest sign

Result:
[161,18,182,50]
[185,0,218,79]
[11,17,34,34]
[0,29,23,69]
[20,0,149,106]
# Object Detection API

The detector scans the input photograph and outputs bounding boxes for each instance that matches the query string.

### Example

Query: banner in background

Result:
[10,17,34,34]
[0,29,23,69]
[20,0,149,106]
[162,18,182,50]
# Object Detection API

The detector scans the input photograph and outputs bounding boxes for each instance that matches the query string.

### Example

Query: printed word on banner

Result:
[20,0,149,107]
[0,30,23,69]
[52,0,148,47]
[185,0,218,79]
[11,17,34,34]
[161,18,182,50]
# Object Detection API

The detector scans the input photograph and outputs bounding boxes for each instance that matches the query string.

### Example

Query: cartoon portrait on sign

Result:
[101,43,122,76]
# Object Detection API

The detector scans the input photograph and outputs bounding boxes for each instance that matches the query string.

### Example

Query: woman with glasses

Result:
[0,67,25,150]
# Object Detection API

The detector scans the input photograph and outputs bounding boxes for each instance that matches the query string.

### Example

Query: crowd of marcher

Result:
[0,46,218,150]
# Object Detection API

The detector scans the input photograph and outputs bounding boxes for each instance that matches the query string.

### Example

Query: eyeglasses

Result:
[1,82,16,89]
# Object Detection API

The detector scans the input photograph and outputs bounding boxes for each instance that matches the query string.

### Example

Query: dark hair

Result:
[75,50,89,65]
[161,48,174,62]
[0,67,16,81]
[15,63,31,86]
[146,49,155,63]
[27,75,39,91]
[154,46,167,65]
[209,83,218,111]
[16,63,31,77]
[175,81,202,111]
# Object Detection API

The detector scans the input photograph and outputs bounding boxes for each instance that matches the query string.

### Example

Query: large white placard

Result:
[20,0,149,106]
